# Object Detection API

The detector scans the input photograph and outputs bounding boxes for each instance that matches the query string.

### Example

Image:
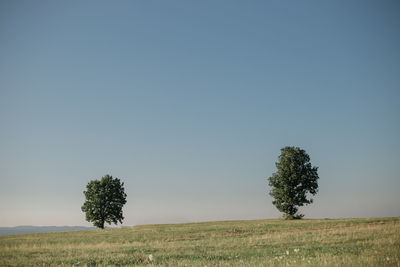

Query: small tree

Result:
[81,174,127,229]
[268,146,319,219]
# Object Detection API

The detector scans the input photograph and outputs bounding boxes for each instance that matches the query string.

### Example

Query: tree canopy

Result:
[268,146,319,219]
[81,174,127,229]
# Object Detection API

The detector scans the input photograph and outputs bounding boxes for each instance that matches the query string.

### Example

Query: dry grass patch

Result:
[0,217,399,266]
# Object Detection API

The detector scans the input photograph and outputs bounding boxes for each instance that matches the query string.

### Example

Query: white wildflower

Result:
[286,250,289,255]
[148,254,153,261]
[294,248,300,253]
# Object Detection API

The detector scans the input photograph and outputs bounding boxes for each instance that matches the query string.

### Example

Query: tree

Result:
[268,146,319,219]
[81,174,127,229]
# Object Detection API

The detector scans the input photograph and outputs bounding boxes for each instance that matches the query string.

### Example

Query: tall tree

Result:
[81,175,127,229]
[268,146,319,219]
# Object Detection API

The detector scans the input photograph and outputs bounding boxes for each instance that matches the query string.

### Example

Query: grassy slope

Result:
[0,217,399,266]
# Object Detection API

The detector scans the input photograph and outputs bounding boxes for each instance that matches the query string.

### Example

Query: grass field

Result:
[0,217,399,266]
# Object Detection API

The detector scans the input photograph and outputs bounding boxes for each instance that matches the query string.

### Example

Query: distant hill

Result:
[0,226,96,236]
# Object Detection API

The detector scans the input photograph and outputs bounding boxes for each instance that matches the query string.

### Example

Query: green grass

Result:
[0,217,399,266]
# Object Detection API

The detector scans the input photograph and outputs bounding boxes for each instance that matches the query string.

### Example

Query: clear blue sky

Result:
[0,0,399,226]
